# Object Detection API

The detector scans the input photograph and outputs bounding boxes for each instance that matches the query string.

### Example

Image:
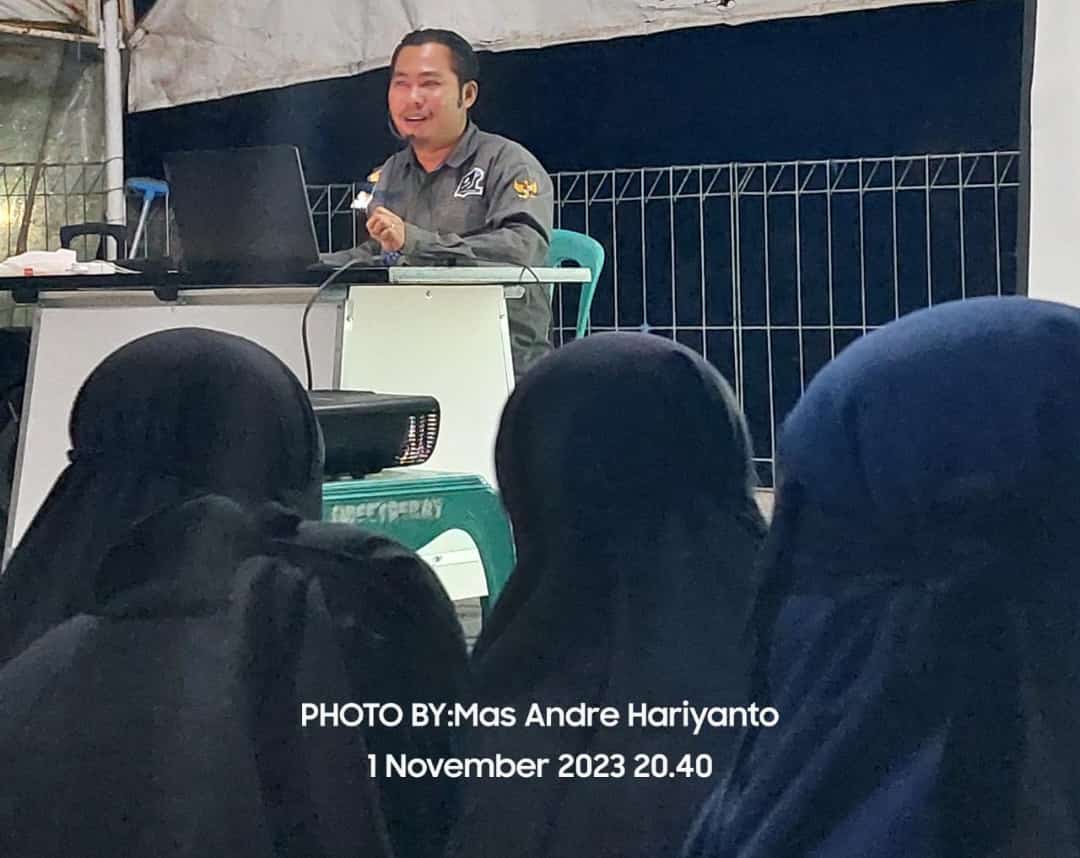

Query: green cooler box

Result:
[322,469,516,605]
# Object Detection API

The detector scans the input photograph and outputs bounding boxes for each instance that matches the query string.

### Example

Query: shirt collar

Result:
[445,121,480,168]
[405,121,480,173]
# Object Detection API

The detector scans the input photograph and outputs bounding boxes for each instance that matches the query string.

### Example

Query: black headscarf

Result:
[268,516,470,858]
[685,296,1080,858]
[0,494,394,858]
[445,332,767,858]
[0,326,470,856]
[0,327,324,663]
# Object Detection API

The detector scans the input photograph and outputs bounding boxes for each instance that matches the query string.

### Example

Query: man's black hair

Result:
[390,29,480,88]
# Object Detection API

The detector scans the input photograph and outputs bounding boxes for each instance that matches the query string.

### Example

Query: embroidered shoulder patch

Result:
[513,178,540,199]
[454,167,486,199]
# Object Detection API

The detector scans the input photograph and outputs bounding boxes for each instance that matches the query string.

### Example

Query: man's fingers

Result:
[366,207,391,228]
[365,208,403,251]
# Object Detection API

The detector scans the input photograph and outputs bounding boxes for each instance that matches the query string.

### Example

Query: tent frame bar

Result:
[0,23,98,43]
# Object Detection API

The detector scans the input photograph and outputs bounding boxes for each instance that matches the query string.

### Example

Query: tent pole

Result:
[102,0,125,258]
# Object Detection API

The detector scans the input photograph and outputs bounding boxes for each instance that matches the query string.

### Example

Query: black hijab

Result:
[0,326,469,856]
[445,332,767,858]
[0,327,324,663]
[685,296,1080,858]
[270,516,470,858]
[0,494,393,858]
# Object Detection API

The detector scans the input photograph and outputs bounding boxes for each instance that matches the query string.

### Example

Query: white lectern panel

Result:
[339,285,515,487]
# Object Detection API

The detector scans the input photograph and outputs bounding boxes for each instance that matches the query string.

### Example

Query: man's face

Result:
[388,43,475,148]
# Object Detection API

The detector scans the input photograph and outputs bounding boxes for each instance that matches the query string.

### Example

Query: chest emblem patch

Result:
[513,178,540,199]
[454,167,486,199]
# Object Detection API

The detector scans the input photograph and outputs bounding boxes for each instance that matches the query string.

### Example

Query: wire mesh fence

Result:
[1,151,1022,484]
[0,162,109,261]
[549,152,1021,485]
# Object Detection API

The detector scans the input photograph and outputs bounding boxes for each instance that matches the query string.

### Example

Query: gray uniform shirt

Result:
[327,123,554,378]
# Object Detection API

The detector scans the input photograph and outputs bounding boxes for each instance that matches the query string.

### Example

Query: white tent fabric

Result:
[128,0,959,112]
[1025,2,1080,307]
[0,1,92,31]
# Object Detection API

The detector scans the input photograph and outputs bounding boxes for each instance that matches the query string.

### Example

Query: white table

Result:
[3,267,589,561]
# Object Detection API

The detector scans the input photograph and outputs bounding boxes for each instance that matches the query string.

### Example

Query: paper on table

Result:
[0,250,137,277]
[0,249,78,276]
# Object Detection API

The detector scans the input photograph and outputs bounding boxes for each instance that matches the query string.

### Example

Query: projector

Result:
[307,390,440,479]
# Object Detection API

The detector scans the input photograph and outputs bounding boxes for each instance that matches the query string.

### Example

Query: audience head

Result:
[0,328,324,662]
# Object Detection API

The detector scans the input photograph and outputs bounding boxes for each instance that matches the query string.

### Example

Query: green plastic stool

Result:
[322,469,515,606]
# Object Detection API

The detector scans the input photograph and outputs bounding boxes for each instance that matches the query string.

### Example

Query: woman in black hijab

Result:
[0,328,393,857]
[685,296,1080,858]
[444,332,767,858]
[0,326,325,664]
[0,327,468,857]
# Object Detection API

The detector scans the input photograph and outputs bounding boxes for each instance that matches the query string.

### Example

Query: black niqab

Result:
[269,516,470,858]
[445,333,767,858]
[685,296,1080,858]
[0,327,324,663]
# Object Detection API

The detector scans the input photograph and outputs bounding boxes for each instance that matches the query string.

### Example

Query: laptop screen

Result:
[163,145,322,277]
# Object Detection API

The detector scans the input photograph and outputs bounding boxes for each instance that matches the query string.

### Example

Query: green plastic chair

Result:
[547,229,605,339]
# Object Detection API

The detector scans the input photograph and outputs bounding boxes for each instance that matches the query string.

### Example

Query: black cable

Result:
[515,263,543,286]
[518,261,566,336]
[302,257,365,391]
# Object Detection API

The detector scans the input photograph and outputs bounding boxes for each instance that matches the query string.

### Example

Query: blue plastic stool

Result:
[125,178,169,257]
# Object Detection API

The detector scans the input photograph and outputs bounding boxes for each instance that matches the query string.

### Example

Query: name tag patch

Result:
[454,167,486,199]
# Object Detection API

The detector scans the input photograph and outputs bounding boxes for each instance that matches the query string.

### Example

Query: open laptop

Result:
[163,145,324,280]
[164,147,441,467]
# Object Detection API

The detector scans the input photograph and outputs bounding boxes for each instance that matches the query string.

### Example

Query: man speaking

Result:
[328,29,555,378]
